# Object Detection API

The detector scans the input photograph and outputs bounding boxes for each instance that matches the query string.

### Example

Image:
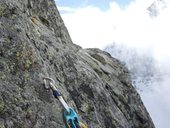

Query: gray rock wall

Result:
[0,0,155,127]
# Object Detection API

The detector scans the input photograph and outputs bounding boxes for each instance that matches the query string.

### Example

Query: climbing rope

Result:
[43,77,87,128]
[80,122,88,128]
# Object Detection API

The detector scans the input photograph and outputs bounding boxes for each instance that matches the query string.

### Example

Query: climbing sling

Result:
[43,77,87,128]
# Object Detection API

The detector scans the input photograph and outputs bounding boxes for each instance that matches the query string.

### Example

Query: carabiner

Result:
[43,77,57,91]
[43,77,70,113]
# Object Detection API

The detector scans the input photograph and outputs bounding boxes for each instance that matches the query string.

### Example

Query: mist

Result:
[104,42,170,128]
[140,75,170,128]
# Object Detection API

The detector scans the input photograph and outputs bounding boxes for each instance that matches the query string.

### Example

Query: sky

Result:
[55,0,170,128]
[55,0,134,10]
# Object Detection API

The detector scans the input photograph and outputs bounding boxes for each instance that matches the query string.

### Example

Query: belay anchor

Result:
[43,77,87,128]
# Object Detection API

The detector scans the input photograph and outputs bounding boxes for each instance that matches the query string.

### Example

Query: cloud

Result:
[59,0,170,62]
[59,6,114,48]
[140,74,170,128]
[58,6,75,13]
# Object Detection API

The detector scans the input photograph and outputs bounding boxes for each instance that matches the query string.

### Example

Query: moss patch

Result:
[0,100,5,113]
[26,109,33,119]
[16,44,38,70]
[80,102,89,113]
[0,123,5,128]
[0,5,6,17]
[0,73,6,80]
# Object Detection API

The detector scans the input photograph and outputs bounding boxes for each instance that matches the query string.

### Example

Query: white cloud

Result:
[59,0,170,62]
[140,75,170,128]
[58,6,75,12]
[60,6,114,48]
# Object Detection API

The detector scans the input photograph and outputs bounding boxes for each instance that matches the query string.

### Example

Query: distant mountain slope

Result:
[147,0,168,17]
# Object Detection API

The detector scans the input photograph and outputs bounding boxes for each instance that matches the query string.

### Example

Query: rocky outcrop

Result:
[0,0,155,128]
[147,0,167,17]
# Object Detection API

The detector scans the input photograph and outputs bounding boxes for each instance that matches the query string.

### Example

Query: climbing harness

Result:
[43,77,87,128]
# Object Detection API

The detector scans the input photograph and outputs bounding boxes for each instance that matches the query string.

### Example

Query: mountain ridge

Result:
[148,0,168,17]
[0,0,155,127]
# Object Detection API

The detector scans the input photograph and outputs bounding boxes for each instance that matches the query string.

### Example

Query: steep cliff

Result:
[0,0,155,128]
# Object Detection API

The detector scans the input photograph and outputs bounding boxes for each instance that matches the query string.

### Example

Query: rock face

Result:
[0,0,155,128]
[147,0,167,17]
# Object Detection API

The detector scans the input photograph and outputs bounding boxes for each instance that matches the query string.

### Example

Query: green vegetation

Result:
[26,109,33,118]
[0,73,6,80]
[0,5,6,16]
[16,44,37,70]
[0,123,5,128]
[0,100,5,113]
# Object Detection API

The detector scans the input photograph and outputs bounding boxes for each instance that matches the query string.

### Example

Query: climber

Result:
[43,77,87,128]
